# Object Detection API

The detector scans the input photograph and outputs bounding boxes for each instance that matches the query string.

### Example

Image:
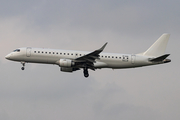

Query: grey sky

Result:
[0,0,180,120]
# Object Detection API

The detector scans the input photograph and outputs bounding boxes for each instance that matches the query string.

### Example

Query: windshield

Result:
[13,49,20,52]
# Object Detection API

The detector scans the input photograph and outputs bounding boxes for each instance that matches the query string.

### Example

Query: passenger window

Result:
[64,53,66,55]
[119,57,121,59]
[42,51,44,53]
[105,56,107,58]
[67,53,69,55]
[71,53,73,55]
[49,52,51,54]
[116,57,117,58]
[38,51,40,53]
[34,51,36,53]
[108,56,110,58]
[45,52,47,54]
[112,56,114,58]
[53,52,55,54]
[56,52,58,54]
[60,53,62,55]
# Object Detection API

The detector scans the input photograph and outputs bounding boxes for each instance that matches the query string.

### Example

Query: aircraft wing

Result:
[74,42,107,70]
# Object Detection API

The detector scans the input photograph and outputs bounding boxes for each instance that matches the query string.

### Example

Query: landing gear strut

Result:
[21,62,25,70]
[83,68,89,78]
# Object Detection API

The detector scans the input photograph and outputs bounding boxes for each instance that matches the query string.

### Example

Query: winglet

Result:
[99,42,108,52]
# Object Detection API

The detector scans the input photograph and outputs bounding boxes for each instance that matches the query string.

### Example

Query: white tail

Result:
[143,33,170,57]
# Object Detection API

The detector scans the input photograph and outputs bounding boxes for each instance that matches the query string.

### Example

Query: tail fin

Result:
[143,33,170,57]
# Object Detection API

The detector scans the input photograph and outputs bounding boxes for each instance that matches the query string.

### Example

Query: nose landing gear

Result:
[21,62,25,70]
[83,68,89,78]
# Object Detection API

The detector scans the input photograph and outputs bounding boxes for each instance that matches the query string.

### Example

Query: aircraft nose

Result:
[5,54,11,60]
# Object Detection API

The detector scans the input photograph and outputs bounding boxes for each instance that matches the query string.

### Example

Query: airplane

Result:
[5,33,171,78]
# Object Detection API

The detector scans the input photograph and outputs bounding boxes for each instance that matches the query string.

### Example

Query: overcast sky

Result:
[0,0,180,120]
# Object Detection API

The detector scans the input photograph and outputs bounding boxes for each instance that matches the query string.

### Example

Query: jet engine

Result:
[61,67,73,72]
[57,59,75,67]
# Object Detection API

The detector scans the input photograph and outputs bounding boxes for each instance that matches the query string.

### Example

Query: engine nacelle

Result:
[57,59,75,67]
[61,67,73,72]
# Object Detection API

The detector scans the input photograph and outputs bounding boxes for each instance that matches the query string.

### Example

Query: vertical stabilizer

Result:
[143,33,170,57]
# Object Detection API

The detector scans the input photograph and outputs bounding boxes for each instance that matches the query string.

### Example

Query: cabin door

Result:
[131,55,136,64]
[26,47,31,57]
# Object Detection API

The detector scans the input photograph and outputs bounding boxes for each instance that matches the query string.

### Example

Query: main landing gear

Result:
[83,68,89,78]
[21,62,25,70]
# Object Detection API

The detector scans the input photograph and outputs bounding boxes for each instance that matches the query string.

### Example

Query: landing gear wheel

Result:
[21,67,25,70]
[84,73,89,78]
[83,68,89,78]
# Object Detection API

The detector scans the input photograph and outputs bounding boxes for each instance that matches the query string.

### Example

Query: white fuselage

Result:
[5,47,160,69]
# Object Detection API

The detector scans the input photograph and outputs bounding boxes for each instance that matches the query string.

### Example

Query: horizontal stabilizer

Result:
[149,54,170,62]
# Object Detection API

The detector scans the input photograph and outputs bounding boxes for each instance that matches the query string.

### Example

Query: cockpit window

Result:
[13,49,20,52]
